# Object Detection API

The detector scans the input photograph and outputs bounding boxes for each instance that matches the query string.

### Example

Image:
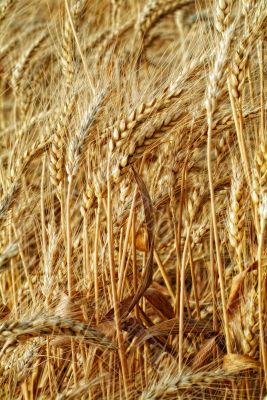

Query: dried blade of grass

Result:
[102,288,174,335]
[154,249,175,303]
[0,303,10,320]
[0,242,18,273]
[191,335,224,371]
[102,296,134,322]
[144,287,174,319]
[121,316,146,341]
[0,182,20,221]
[137,318,216,346]
[223,353,261,373]
[123,167,154,316]
[122,316,177,360]
[227,267,251,314]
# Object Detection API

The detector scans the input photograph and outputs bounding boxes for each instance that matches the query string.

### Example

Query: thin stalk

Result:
[41,154,47,257]
[227,82,250,181]
[207,123,231,353]
[154,249,175,303]
[258,38,265,142]
[83,214,90,286]
[210,219,218,332]
[107,146,129,399]
[132,208,138,318]
[12,223,35,305]
[117,186,138,299]
[9,212,17,319]
[258,218,267,388]
[178,224,191,371]
[94,196,101,325]
[174,157,187,317]
[188,236,200,319]
[66,175,73,298]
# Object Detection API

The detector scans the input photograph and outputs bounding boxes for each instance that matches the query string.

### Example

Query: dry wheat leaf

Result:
[121,317,147,340]
[0,242,18,273]
[192,335,224,371]
[227,269,249,314]
[102,295,134,322]
[226,261,262,315]
[122,317,177,357]
[151,280,170,296]
[124,167,154,317]
[144,287,174,319]
[137,318,216,346]
[0,303,10,320]
[223,354,261,373]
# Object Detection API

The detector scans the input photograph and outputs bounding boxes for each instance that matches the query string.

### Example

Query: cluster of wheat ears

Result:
[0,0,267,398]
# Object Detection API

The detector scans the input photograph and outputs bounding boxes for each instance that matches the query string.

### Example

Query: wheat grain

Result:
[228,164,245,264]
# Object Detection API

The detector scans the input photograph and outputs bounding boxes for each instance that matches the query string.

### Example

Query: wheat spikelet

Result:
[215,0,233,34]
[139,370,235,399]
[206,25,234,121]
[242,285,259,358]
[0,316,115,349]
[110,53,206,150]
[186,184,205,224]
[215,129,230,164]
[61,1,85,90]
[62,14,75,90]
[80,182,95,217]
[137,0,194,39]
[228,165,245,260]
[66,91,105,181]
[94,19,133,63]
[11,32,47,96]
[229,4,267,101]
[252,142,267,206]
[0,0,14,23]
[49,94,77,195]
[10,140,49,183]
[111,0,122,28]
[242,0,258,14]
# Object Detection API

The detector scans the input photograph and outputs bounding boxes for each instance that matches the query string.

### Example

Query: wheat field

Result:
[0,0,266,398]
